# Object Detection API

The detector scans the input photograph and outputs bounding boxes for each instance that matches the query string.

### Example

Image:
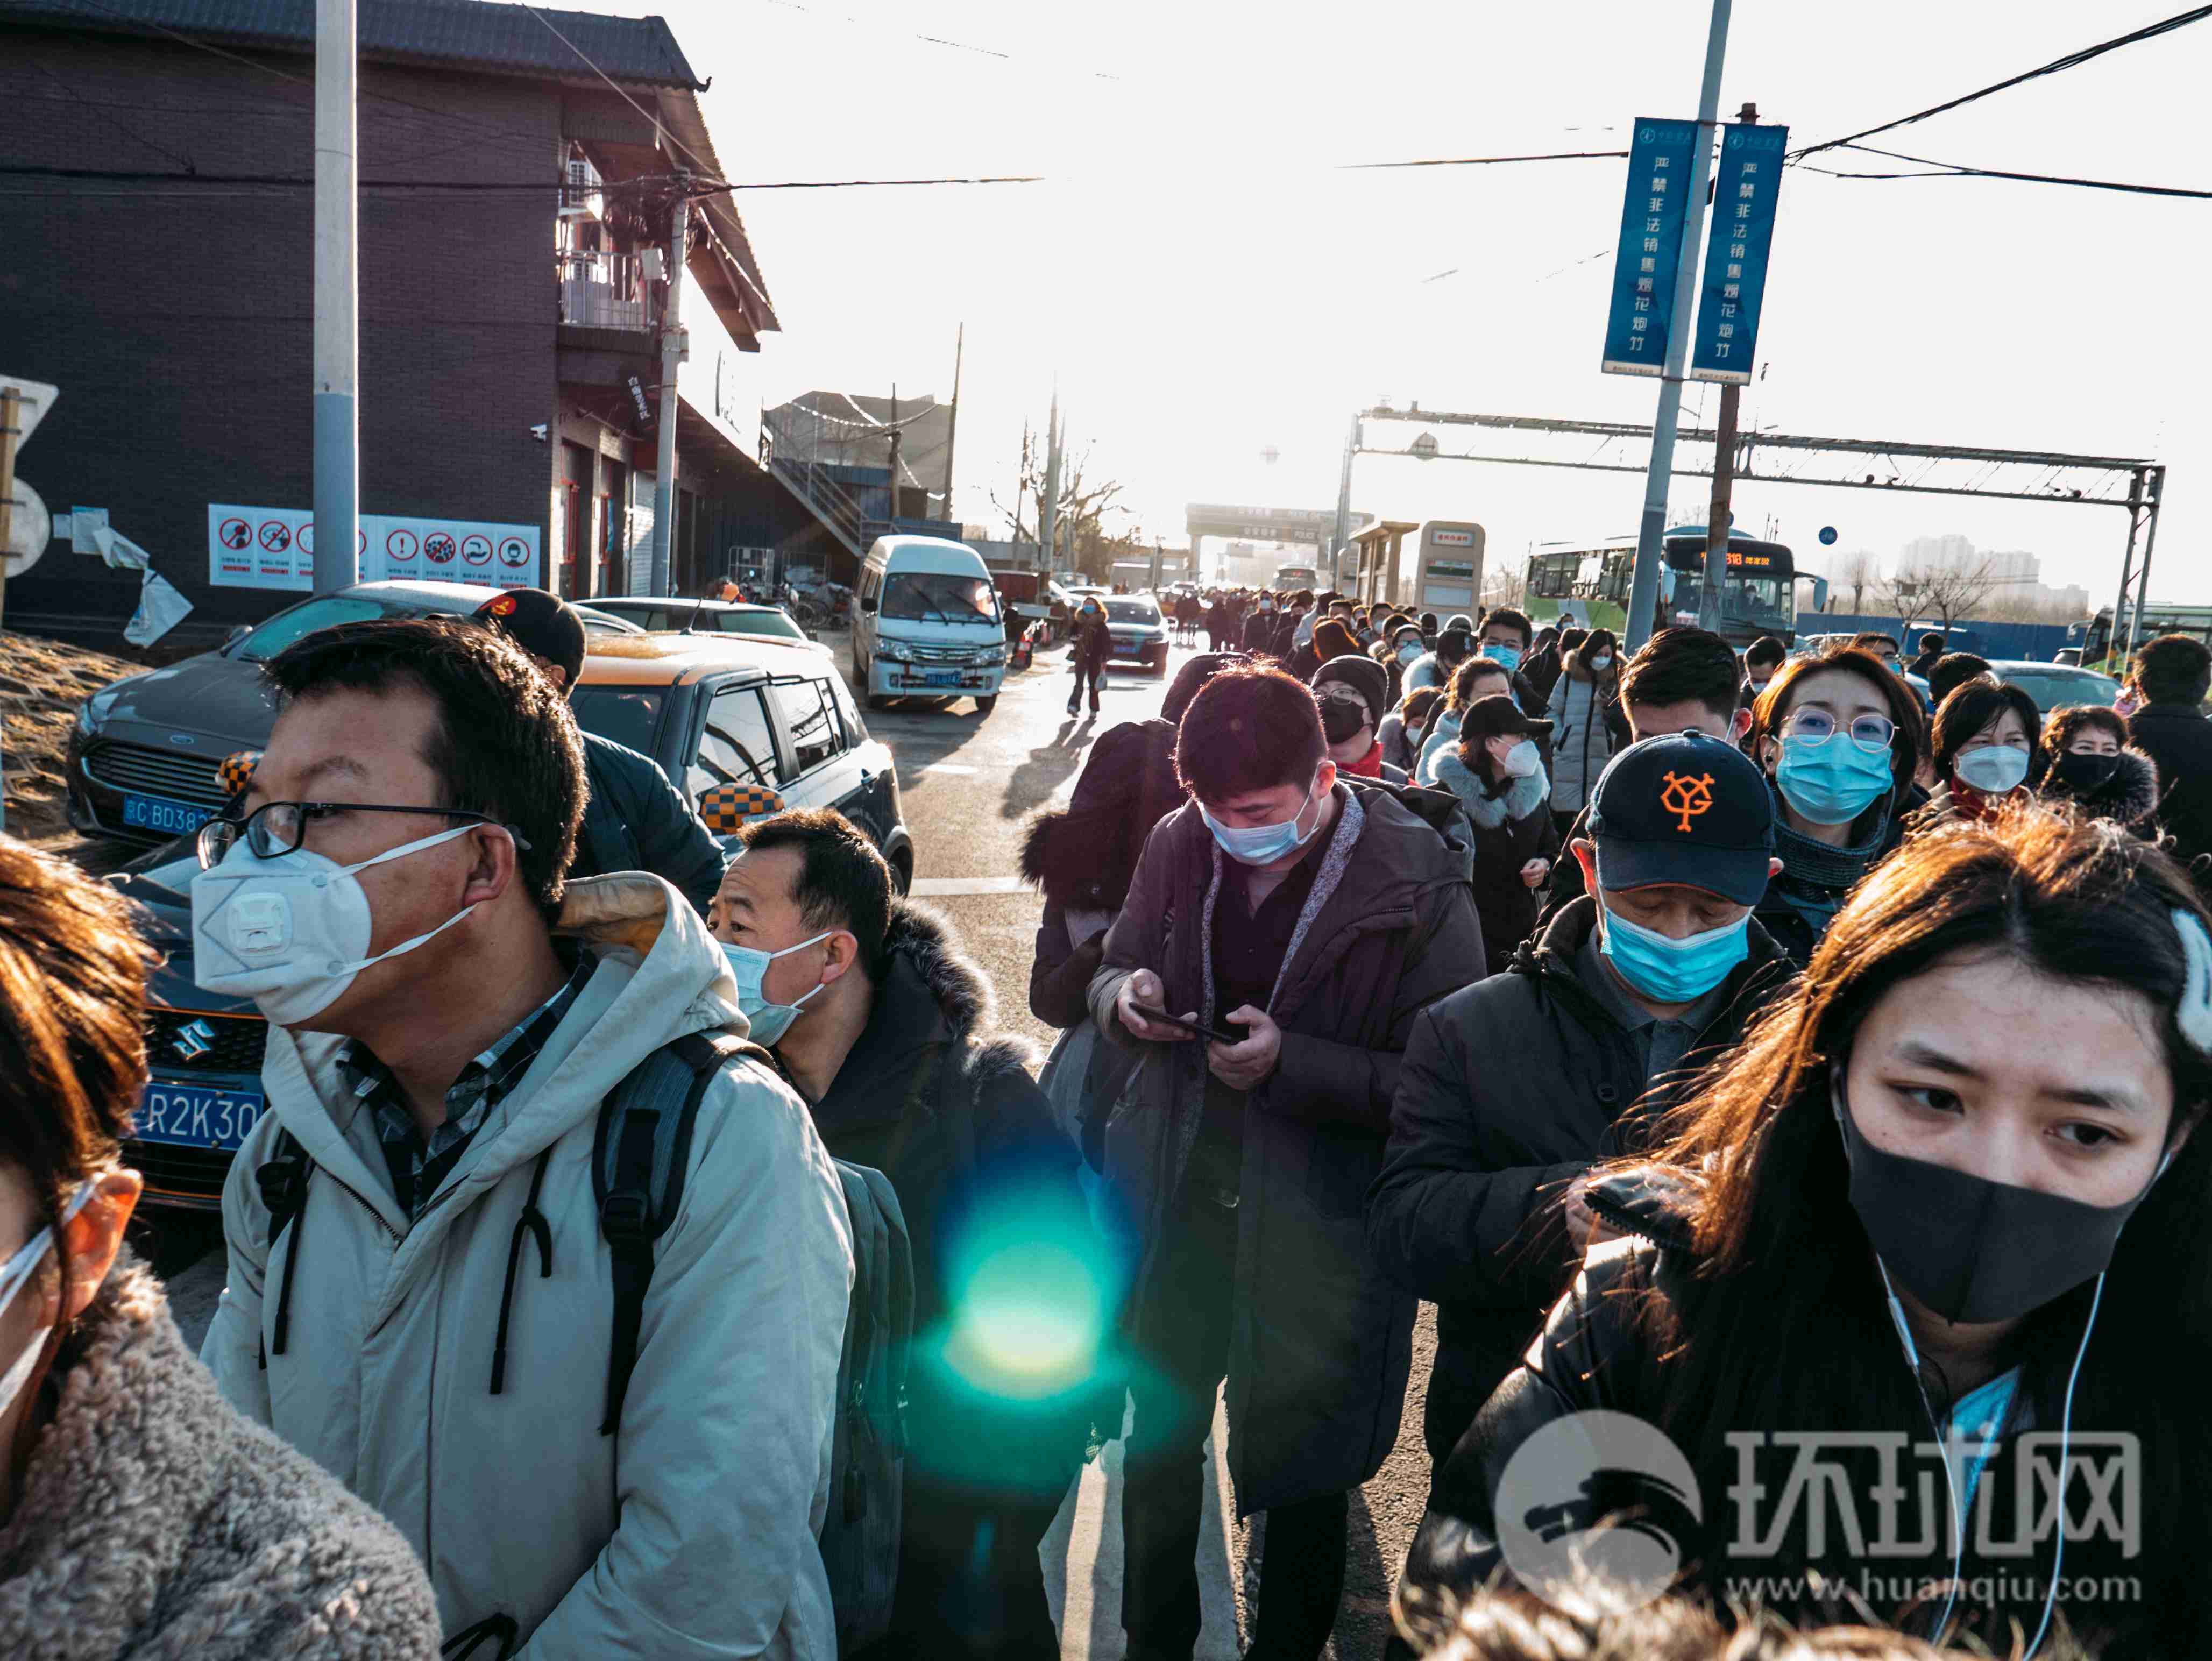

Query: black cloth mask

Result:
[2054,751,2121,793]
[1833,1076,2163,1324]
[1320,697,1370,746]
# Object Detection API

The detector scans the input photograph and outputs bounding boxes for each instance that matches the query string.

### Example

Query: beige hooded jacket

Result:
[201,874,855,1659]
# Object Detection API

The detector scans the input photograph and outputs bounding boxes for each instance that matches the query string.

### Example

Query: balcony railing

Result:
[557,249,661,333]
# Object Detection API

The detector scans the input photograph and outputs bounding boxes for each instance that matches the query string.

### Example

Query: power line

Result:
[1806,141,2212,200]
[1338,148,1629,171]
[699,173,1041,191]
[1794,3,2212,158]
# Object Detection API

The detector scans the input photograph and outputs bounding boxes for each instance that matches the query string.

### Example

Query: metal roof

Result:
[0,0,703,88]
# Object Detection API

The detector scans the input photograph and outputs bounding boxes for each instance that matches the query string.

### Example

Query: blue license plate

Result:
[137,1081,264,1152]
[122,792,216,835]
[918,671,962,687]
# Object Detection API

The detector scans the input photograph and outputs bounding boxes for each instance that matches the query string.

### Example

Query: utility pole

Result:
[887,384,902,523]
[1697,98,1757,635]
[1039,388,1062,579]
[311,0,359,594]
[1332,409,1358,586]
[2109,469,2143,671]
[1625,0,1732,650]
[940,324,962,524]
[650,176,689,594]
[2124,465,2166,665]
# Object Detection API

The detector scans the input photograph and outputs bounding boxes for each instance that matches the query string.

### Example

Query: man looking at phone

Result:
[1089,664,1483,1661]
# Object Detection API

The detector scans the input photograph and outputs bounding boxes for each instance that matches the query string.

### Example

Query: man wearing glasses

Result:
[196,617,854,1659]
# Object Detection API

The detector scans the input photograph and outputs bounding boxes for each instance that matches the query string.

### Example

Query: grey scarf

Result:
[1772,784,1894,896]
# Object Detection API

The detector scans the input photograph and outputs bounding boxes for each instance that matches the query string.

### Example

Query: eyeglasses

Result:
[197,801,526,869]
[1781,709,1896,753]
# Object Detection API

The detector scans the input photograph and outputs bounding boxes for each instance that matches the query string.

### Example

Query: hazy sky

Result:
[587,0,2209,603]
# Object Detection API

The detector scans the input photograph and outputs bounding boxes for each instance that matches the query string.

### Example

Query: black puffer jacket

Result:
[1400,1168,2187,1661]
[572,731,726,915]
[1365,898,1791,1467]
[2129,701,2212,892]
[1428,747,1558,964]
[1020,656,1237,1026]
[803,903,1096,1497]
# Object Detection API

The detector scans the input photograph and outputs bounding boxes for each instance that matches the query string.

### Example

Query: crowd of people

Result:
[7,580,2212,1659]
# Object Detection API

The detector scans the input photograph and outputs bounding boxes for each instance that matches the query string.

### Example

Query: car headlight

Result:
[976,644,1005,666]
[78,680,130,735]
[880,641,914,663]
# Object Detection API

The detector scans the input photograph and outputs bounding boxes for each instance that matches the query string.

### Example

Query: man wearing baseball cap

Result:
[473,588,725,914]
[1368,732,1797,1506]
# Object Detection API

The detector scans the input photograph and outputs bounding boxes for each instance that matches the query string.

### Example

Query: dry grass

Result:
[1,629,143,848]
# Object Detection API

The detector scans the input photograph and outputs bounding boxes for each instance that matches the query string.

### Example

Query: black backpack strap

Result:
[592,1030,762,1435]
[254,1130,311,1367]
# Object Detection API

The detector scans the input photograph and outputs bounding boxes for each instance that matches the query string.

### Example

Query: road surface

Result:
[134,629,1440,1660]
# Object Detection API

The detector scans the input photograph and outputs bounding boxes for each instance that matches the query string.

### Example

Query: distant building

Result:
[0,0,816,652]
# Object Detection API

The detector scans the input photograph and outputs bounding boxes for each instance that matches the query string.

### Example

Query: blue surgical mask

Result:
[1589,654,1613,672]
[1599,901,1750,1004]
[1200,775,1326,867]
[1954,744,2030,794]
[720,931,832,1045]
[1480,643,1522,671]
[1398,643,1424,665]
[1775,734,1893,826]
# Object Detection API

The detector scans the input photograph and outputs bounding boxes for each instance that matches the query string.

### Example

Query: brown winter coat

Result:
[0,1255,440,1661]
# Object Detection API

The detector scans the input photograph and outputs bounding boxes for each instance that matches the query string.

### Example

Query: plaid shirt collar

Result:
[339,951,594,1222]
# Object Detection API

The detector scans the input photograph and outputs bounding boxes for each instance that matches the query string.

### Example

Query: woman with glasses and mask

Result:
[2038,704,2159,834]
[1398,813,2212,1659]
[1913,677,2043,831]
[0,837,439,1659]
[1746,647,1926,964]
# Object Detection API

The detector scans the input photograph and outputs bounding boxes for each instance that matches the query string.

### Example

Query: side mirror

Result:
[860,594,878,614]
[697,780,785,834]
[223,624,251,652]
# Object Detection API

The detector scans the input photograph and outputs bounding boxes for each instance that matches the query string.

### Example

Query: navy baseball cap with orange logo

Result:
[1586,732,1774,904]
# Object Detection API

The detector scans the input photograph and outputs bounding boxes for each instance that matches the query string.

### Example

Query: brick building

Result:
[0,0,832,654]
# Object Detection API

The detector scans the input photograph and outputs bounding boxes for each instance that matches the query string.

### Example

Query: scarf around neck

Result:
[1771,782,1894,896]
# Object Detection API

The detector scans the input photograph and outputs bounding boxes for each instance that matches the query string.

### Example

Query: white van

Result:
[852,535,1009,714]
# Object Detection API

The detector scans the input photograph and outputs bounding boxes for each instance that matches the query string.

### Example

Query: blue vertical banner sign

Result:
[1690,122,1789,383]
[1600,118,1700,377]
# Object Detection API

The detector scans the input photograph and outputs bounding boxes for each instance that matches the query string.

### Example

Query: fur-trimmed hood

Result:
[1,1255,441,1660]
[873,900,1038,1089]
[1019,718,1184,910]
[2041,745,2159,827]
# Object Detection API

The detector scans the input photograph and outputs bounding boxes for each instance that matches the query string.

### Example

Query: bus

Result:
[1522,526,1798,648]
[1272,562,1322,593]
[2079,603,2212,670]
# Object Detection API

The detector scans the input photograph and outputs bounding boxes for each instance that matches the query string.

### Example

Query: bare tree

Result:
[1835,549,1878,617]
[1876,556,1998,638]
[1914,556,2000,631]
[987,436,1132,580]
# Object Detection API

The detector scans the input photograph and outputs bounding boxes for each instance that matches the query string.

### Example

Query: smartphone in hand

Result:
[1129,1005,1244,1045]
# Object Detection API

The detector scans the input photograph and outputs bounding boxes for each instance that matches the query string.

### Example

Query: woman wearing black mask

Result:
[2039,705,2159,834]
[1400,812,2212,1659]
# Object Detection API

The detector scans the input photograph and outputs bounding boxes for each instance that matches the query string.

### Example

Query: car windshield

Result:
[882,571,998,624]
[2000,669,2121,713]
[1106,599,1160,624]
[714,609,805,641]
[570,685,666,754]
[232,594,423,661]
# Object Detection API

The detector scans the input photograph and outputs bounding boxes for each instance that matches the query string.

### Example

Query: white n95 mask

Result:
[191,822,497,1025]
[0,1179,97,1421]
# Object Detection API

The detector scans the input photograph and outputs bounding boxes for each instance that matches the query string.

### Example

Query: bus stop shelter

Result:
[1349,520,1419,609]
